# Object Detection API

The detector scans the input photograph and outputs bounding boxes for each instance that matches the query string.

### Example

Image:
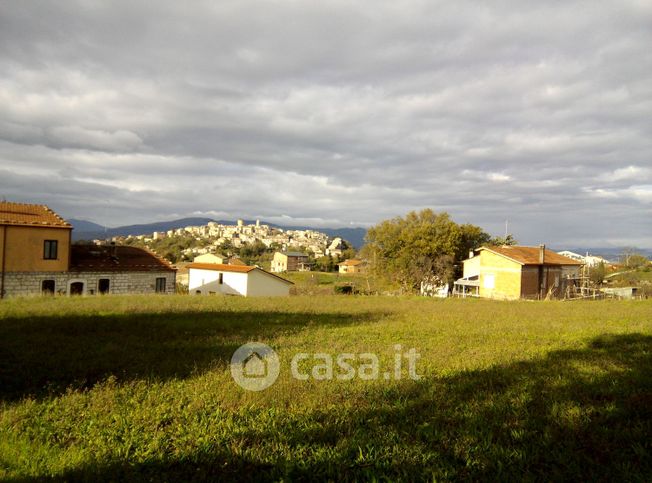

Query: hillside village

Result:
[113,219,351,263]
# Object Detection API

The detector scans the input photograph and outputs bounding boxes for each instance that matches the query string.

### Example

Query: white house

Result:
[187,263,293,297]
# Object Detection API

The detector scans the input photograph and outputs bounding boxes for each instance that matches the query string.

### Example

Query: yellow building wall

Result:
[0,225,71,272]
[271,253,288,272]
[479,250,523,300]
[462,256,481,278]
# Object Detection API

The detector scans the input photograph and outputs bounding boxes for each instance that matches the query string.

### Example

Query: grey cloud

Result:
[0,0,651,247]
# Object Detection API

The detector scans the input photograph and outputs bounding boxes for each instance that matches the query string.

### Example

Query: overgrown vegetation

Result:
[1,295,651,481]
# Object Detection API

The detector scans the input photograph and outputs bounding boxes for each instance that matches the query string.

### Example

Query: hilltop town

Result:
[112,219,353,264]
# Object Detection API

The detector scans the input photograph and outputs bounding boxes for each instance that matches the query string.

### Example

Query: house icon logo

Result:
[243,351,268,378]
[231,342,280,391]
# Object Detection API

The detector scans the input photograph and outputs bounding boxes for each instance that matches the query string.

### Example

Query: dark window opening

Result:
[69,281,84,295]
[155,277,166,293]
[44,240,58,260]
[98,278,110,294]
[195,290,202,295]
[42,280,55,295]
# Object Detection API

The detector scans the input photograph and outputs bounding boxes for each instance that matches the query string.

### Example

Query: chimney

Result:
[469,250,474,259]
[110,241,117,258]
[539,244,545,264]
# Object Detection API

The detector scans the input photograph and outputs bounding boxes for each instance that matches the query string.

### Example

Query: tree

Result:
[589,261,607,286]
[361,209,491,292]
[315,255,335,272]
[620,249,649,269]
[489,234,517,246]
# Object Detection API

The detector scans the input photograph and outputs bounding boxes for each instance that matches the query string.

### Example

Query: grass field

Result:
[1,295,651,481]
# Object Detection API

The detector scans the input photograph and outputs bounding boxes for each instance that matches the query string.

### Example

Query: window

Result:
[218,273,224,285]
[43,240,58,260]
[42,280,55,295]
[98,278,110,295]
[69,281,84,295]
[483,273,495,289]
[155,277,166,293]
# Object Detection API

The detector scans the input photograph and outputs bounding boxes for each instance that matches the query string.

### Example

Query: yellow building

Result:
[338,259,365,274]
[455,245,583,300]
[0,202,73,296]
[271,251,311,272]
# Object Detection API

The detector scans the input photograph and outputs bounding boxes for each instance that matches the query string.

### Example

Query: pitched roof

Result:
[187,263,255,273]
[187,263,294,284]
[0,201,72,229]
[480,246,584,266]
[278,251,309,258]
[70,245,176,272]
[338,259,363,266]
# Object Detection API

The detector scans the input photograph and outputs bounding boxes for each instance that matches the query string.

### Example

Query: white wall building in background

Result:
[557,251,609,267]
[187,263,293,297]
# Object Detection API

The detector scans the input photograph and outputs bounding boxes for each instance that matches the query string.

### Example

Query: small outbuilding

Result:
[188,263,293,297]
[338,259,365,274]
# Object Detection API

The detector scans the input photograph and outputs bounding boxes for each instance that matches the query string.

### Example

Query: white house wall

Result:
[188,268,291,297]
[246,269,291,296]
[188,268,249,296]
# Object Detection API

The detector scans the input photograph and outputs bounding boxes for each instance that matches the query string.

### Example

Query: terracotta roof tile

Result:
[187,263,255,273]
[0,201,72,228]
[481,246,584,265]
[70,245,176,272]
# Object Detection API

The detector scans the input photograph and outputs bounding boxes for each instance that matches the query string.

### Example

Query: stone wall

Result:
[1,271,176,297]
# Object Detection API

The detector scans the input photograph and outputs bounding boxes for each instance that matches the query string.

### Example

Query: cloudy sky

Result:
[1,0,651,247]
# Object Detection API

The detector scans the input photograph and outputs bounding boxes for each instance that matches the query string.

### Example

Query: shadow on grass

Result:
[0,309,384,402]
[33,333,652,482]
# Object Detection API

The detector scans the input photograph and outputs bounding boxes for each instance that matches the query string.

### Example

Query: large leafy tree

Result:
[361,209,492,292]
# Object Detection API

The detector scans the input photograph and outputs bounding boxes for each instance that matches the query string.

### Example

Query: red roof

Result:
[0,201,72,228]
[187,263,255,273]
[480,246,584,266]
[70,245,176,272]
[187,263,293,284]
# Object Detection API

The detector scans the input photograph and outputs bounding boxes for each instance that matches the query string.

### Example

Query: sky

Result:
[1,0,651,247]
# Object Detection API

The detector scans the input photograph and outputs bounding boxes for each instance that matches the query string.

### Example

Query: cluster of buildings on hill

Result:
[117,219,347,259]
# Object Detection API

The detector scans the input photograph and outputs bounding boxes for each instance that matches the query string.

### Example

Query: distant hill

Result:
[68,219,107,232]
[71,217,215,242]
[70,217,368,248]
[550,247,652,262]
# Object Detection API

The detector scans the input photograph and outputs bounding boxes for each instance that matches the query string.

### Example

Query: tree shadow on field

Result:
[0,309,384,402]
[30,333,652,482]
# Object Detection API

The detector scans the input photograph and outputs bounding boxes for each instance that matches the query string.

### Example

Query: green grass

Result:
[1,295,651,481]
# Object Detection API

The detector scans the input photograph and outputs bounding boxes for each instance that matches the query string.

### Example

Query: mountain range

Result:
[69,218,368,248]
